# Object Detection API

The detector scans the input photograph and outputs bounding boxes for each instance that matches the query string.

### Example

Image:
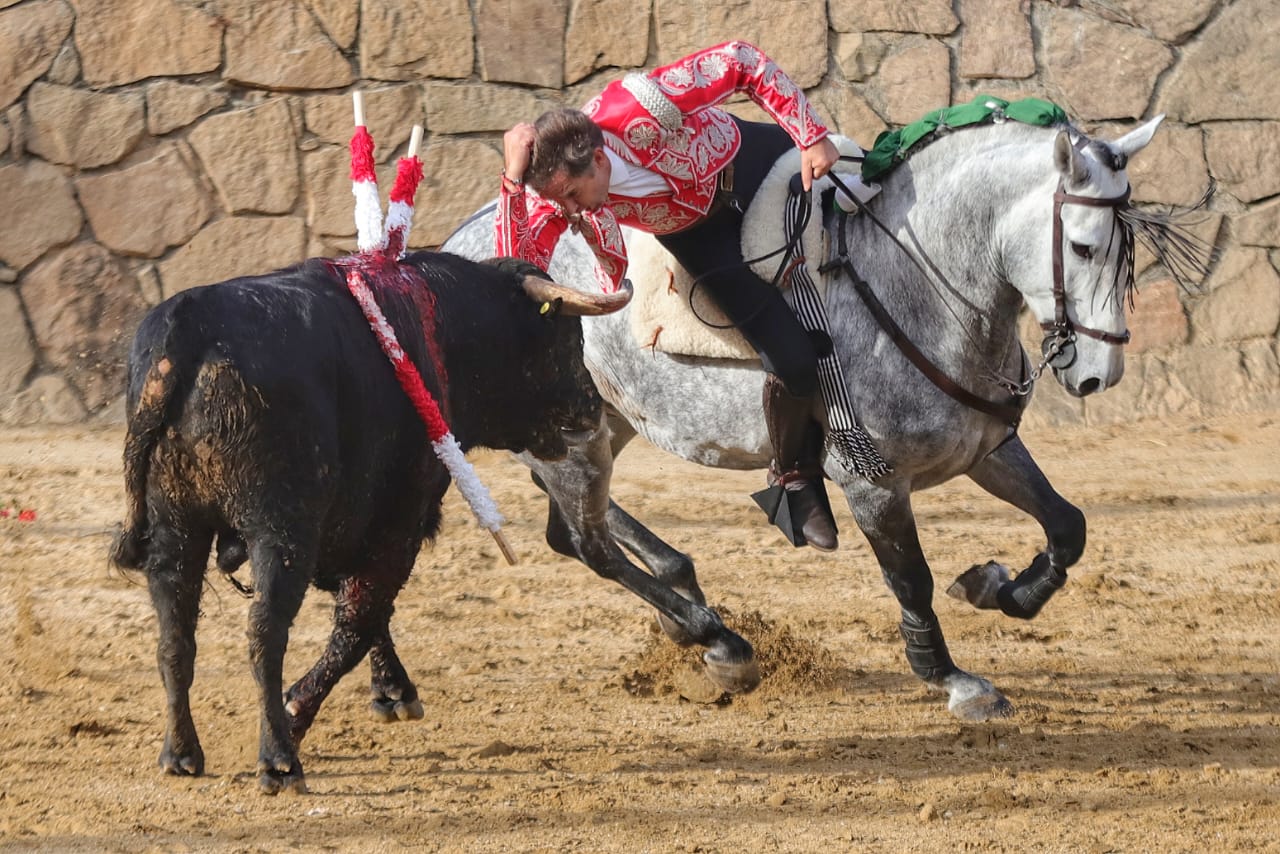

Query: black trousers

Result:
[655,118,818,398]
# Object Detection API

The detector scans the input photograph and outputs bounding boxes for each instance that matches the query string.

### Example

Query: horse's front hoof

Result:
[704,655,761,694]
[947,561,1010,610]
[371,697,425,723]
[703,639,761,694]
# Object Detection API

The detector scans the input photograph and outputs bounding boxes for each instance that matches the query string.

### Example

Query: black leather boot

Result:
[751,375,838,551]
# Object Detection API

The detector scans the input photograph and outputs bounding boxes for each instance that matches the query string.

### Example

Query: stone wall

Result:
[0,0,1276,425]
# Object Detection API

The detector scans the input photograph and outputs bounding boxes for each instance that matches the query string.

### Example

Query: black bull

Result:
[110,252,630,794]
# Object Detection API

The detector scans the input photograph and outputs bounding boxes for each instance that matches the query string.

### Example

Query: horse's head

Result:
[1006,116,1163,398]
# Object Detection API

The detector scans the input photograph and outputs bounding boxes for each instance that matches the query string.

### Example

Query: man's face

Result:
[541,147,611,216]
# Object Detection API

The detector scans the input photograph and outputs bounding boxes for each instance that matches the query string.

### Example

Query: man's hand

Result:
[799,137,840,191]
[503,123,537,183]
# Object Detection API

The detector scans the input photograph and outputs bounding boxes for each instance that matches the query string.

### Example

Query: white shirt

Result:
[605,148,670,198]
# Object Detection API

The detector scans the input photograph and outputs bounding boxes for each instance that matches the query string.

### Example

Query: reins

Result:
[685,190,813,330]
[821,172,1026,425]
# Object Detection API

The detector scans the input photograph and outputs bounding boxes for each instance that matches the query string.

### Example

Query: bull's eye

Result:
[1070,242,1093,260]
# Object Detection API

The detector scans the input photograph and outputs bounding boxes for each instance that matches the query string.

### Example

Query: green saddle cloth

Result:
[862,95,1068,182]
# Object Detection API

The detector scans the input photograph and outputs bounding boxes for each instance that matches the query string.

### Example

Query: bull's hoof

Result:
[371,697,425,723]
[257,758,307,795]
[159,745,204,777]
[258,770,308,795]
[947,561,1011,610]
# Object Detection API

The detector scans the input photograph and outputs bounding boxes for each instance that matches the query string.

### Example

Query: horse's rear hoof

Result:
[949,692,1015,721]
[947,561,1010,610]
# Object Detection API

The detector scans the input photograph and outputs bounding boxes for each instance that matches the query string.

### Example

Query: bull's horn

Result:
[522,276,633,316]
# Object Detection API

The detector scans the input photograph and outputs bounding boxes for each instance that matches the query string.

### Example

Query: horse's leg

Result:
[948,435,1085,619]
[847,485,1014,721]
[535,411,708,644]
[536,409,637,559]
[521,423,758,693]
[606,500,707,645]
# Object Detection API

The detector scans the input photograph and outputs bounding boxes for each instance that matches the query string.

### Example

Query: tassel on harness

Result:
[779,174,893,481]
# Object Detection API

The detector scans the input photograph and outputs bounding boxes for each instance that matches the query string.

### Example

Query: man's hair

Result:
[527,108,604,190]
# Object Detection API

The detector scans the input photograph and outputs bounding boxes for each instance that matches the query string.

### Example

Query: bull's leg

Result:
[367,629,424,724]
[283,576,421,744]
[289,470,443,740]
[846,483,1014,721]
[521,428,758,694]
[246,537,314,795]
[145,523,212,776]
[948,435,1085,619]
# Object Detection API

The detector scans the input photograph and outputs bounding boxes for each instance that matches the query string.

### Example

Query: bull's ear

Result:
[486,256,549,280]
[522,276,633,317]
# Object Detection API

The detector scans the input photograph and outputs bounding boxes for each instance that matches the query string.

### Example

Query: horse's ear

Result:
[1110,114,1164,160]
[1054,131,1089,187]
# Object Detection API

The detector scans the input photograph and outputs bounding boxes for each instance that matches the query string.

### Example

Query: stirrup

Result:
[751,472,838,550]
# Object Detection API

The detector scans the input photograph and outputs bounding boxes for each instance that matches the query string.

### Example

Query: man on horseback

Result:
[496,41,843,551]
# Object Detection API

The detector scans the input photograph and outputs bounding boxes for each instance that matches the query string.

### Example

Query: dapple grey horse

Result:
[444,114,1206,720]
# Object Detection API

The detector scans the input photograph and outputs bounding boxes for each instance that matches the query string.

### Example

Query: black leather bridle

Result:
[1039,177,1134,370]
[823,168,1136,426]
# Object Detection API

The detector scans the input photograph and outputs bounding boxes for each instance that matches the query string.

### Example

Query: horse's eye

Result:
[1070,242,1093,260]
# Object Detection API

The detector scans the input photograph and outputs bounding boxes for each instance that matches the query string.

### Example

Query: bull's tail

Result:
[110,309,188,571]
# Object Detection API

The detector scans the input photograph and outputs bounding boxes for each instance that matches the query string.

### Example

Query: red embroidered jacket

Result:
[495,41,830,292]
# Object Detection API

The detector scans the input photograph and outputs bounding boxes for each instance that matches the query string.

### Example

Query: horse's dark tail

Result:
[110,300,190,571]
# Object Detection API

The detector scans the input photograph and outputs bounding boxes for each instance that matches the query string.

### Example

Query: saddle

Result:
[625,228,758,361]
[628,134,879,361]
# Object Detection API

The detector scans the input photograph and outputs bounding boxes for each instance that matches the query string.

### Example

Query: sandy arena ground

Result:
[1,409,1278,852]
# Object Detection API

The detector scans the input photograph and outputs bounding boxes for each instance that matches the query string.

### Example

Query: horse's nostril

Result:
[1078,377,1102,396]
